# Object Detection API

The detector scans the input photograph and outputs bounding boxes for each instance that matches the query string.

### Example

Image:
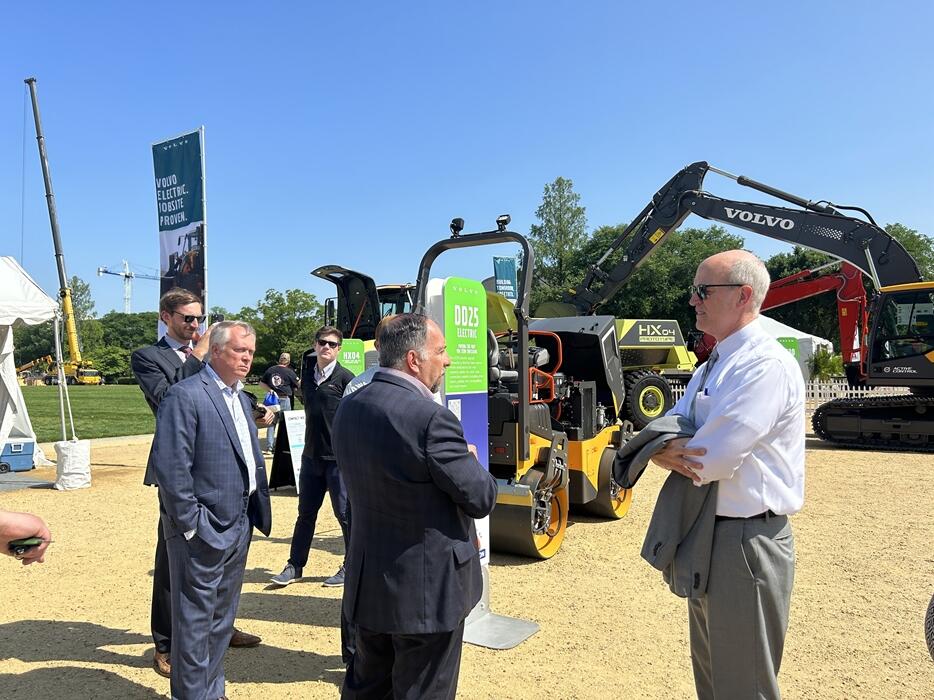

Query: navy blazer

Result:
[149,367,272,549]
[131,337,204,486]
[332,371,497,634]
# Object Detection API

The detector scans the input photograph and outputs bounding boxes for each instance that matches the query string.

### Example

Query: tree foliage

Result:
[808,346,844,381]
[237,289,323,373]
[884,222,934,279]
[528,177,589,311]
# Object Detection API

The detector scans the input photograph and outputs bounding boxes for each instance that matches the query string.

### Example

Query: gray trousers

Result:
[688,515,795,700]
[166,517,252,700]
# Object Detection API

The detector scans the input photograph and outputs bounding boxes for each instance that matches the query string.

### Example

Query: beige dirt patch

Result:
[1,437,932,698]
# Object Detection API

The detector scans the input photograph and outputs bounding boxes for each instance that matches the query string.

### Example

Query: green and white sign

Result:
[442,277,488,394]
[777,337,799,358]
[339,339,366,376]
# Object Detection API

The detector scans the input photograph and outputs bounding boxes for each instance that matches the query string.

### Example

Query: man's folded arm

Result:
[688,360,789,483]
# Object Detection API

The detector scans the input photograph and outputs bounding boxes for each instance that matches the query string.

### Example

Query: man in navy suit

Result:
[332,313,497,699]
[131,288,264,677]
[150,320,272,700]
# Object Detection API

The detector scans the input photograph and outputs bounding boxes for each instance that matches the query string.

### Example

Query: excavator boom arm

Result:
[566,161,921,313]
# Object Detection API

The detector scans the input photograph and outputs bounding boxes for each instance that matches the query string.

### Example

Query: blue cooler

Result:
[0,438,35,473]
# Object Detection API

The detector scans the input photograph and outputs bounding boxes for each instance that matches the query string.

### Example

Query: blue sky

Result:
[2,2,932,316]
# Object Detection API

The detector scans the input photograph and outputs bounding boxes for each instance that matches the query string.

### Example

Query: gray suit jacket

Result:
[332,372,498,634]
[613,414,718,598]
[131,337,204,486]
[149,367,272,549]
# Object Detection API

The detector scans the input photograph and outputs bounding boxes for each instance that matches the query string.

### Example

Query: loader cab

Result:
[867,284,934,386]
[314,265,414,341]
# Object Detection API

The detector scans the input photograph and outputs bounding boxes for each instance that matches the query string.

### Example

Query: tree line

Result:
[14,177,932,379]
[13,283,324,381]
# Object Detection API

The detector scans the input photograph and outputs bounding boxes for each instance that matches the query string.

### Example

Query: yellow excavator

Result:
[25,78,101,386]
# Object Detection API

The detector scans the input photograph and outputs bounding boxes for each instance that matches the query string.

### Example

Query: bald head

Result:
[691,249,770,341]
[705,250,770,311]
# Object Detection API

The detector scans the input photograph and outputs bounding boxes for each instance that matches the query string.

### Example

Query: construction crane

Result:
[25,76,101,385]
[96,260,162,313]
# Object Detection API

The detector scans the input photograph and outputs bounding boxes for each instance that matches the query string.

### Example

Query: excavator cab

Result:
[314,265,415,341]
[867,285,934,385]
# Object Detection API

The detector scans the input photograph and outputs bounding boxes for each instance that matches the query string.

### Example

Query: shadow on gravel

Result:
[224,643,344,686]
[0,619,344,690]
[0,620,149,667]
[237,590,343,629]
[0,667,164,700]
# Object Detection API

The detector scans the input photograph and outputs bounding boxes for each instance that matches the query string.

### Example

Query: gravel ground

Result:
[0,436,932,699]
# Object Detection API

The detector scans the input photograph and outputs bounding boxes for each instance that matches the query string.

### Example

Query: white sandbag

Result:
[54,439,91,490]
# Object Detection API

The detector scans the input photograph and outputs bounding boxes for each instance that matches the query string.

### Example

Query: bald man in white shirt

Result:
[649,250,804,700]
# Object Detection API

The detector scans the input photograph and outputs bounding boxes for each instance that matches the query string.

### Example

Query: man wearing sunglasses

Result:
[272,326,355,646]
[646,250,805,699]
[131,287,263,678]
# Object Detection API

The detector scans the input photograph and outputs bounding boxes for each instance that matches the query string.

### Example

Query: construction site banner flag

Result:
[493,256,518,301]
[152,128,206,307]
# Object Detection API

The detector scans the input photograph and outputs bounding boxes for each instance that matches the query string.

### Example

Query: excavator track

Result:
[812,394,934,452]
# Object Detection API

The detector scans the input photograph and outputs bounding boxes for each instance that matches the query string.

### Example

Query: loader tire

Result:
[624,370,673,430]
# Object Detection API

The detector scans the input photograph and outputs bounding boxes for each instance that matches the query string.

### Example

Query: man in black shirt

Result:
[271,326,353,589]
[271,326,355,661]
[259,352,301,453]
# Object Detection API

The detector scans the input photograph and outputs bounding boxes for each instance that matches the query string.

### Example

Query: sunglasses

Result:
[316,339,341,349]
[689,283,744,300]
[172,311,206,324]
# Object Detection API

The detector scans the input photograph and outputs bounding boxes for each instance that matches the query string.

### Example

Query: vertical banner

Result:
[493,256,518,301]
[152,128,207,333]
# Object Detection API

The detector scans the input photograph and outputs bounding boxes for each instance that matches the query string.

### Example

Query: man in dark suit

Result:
[149,320,272,700]
[131,288,263,678]
[332,313,497,699]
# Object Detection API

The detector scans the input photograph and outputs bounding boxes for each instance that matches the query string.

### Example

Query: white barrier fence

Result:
[668,379,910,420]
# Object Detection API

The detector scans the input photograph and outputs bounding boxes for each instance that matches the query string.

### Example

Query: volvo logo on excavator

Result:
[724,207,795,230]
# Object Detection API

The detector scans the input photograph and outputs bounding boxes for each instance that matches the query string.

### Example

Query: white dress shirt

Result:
[667,318,805,517]
[314,358,337,385]
[205,363,258,496]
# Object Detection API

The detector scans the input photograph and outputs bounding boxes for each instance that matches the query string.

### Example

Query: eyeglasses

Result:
[689,284,744,300]
[316,339,341,349]
[172,312,206,324]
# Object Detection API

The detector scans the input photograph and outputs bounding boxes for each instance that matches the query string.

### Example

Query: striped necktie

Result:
[689,349,719,422]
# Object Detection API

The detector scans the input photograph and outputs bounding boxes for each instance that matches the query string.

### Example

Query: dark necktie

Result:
[689,349,719,422]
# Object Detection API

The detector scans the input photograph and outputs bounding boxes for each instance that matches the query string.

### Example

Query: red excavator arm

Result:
[693,261,867,370]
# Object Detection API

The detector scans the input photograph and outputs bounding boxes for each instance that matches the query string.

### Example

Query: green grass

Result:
[21,385,156,443]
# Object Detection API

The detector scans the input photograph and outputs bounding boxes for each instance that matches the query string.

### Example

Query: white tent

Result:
[0,256,58,467]
[759,314,833,381]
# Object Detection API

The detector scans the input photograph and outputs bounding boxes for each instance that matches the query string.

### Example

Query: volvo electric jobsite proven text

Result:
[569,161,933,451]
[414,217,633,558]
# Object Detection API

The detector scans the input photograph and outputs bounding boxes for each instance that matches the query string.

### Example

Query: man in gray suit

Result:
[131,288,263,677]
[149,321,272,700]
[332,313,497,699]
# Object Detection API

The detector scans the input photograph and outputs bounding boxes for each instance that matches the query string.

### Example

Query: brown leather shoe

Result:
[228,627,261,648]
[152,649,171,678]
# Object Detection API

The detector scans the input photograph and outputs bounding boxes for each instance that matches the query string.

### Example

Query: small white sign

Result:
[281,410,307,493]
